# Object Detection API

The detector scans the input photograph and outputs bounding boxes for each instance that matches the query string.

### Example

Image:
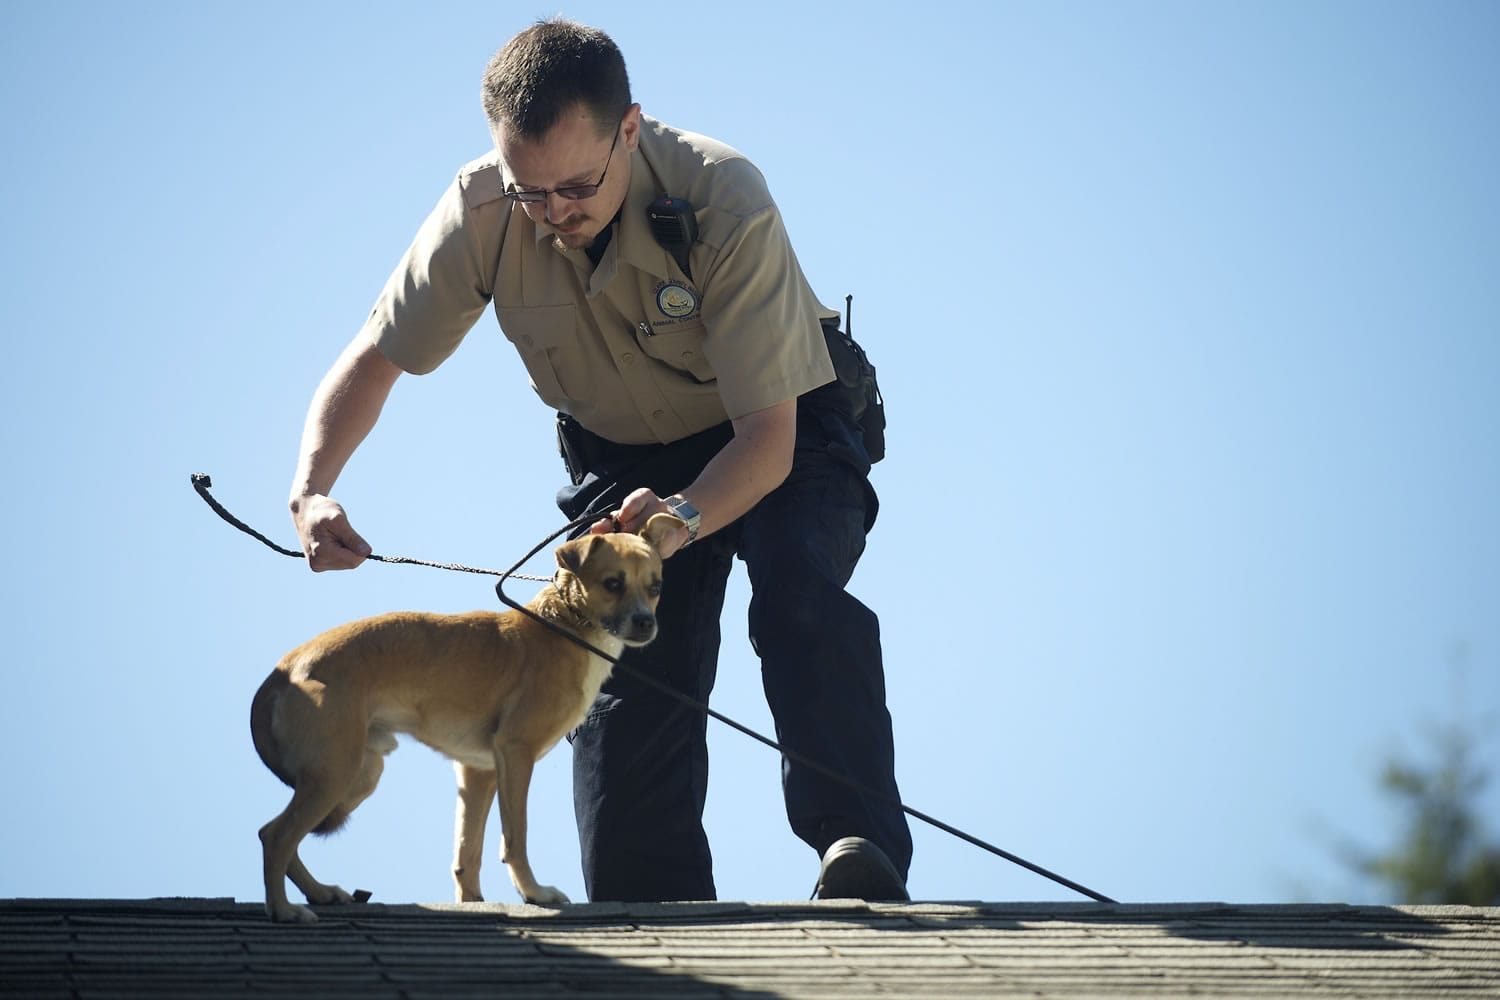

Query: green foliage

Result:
[1355,721,1500,905]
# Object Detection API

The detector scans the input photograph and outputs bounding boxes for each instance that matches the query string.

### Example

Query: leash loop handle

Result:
[192,473,303,558]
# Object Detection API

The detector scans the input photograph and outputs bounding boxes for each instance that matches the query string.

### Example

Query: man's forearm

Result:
[290,336,404,504]
[585,398,798,558]
[675,397,797,539]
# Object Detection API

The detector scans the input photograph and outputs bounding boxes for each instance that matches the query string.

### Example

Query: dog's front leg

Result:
[452,762,496,902]
[494,741,568,904]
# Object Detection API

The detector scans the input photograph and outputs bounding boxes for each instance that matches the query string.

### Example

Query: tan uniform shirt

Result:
[362,114,837,445]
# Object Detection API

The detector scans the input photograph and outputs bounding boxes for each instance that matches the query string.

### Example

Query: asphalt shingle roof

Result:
[1,897,1496,998]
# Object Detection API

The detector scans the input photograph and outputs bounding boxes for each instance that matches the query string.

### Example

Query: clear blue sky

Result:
[2,1,1496,908]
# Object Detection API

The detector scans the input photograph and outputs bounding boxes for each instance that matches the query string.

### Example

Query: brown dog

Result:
[250,515,678,923]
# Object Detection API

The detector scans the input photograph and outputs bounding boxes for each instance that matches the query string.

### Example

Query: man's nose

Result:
[545,191,569,224]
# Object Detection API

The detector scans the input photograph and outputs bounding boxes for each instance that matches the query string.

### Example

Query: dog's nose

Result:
[627,612,657,643]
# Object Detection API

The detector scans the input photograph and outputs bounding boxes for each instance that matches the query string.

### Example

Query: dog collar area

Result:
[544,571,598,631]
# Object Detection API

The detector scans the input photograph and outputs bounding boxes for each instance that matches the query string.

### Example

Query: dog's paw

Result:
[525,884,570,906]
[267,900,319,924]
[305,884,355,906]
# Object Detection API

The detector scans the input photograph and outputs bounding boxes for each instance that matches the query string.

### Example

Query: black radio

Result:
[646,194,698,279]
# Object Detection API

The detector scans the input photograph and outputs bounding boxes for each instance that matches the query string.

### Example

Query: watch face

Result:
[666,497,701,544]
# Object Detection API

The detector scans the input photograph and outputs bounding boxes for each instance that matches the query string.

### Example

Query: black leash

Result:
[191,473,549,581]
[192,472,1117,904]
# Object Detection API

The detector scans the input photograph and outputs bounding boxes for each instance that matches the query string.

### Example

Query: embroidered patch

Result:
[655,280,698,319]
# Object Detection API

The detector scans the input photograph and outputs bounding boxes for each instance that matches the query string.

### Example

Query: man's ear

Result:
[622,102,643,152]
[557,534,606,573]
[640,512,686,552]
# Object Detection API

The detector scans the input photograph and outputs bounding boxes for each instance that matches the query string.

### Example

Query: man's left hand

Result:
[588,486,691,557]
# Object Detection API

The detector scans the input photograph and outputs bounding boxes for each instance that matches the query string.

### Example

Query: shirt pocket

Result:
[496,304,593,407]
[636,320,715,383]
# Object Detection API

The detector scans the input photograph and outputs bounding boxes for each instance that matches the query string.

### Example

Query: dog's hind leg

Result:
[260,742,379,923]
[285,848,356,907]
[260,781,350,924]
[452,763,496,902]
[286,744,387,906]
[316,741,389,835]
[494,741,568,904]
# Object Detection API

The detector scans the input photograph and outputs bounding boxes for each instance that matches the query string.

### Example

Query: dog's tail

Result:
[250,670,296,789]
[311,805,353,836]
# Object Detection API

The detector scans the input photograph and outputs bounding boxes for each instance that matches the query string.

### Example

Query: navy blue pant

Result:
[559,395,913,901]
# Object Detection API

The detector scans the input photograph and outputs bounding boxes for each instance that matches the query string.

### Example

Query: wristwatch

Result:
[663,494,701,547]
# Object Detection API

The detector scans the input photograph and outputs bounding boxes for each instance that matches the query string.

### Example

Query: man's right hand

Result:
[290,493,373,571]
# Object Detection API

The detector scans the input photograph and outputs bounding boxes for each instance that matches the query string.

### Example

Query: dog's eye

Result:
[648,581,662,598]
[603,576,624,594]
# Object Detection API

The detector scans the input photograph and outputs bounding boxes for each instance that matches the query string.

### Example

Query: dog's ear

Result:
[639,512,686,553]
[557,534,607,573]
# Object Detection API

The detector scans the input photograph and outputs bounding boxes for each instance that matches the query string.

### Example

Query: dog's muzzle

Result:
[610,611,658,647]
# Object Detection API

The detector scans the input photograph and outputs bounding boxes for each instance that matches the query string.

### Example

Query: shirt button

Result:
[652,409,665,419]
[622,352,635,364]
[680,350,695,363]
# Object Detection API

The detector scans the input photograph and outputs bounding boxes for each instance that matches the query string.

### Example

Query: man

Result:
[289,18,912,903]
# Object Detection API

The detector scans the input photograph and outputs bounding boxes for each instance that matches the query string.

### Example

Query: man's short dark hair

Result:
[482,18,632,140]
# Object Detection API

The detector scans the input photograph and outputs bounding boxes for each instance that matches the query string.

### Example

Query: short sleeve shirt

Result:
[361,114,838,445]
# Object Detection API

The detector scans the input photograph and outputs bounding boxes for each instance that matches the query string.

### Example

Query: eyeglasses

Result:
[503,127,620,203]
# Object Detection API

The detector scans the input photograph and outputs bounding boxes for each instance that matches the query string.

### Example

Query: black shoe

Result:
[813,836,910,901]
